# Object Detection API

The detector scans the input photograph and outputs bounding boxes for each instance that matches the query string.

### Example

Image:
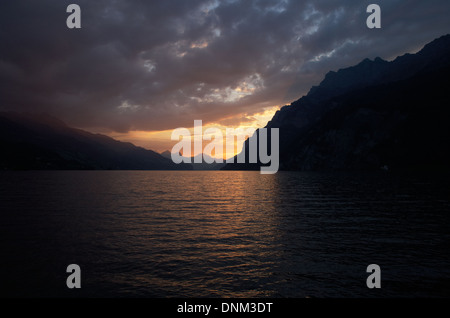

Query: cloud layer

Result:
[1,0,449,132]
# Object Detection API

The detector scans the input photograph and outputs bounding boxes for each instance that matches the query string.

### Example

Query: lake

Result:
[0,171,449,297]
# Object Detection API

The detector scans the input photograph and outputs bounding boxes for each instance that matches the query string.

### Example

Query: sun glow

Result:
[109,106,280,160]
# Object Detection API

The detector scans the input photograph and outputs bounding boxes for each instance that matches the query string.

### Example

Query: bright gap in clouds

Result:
[110,106,280,159]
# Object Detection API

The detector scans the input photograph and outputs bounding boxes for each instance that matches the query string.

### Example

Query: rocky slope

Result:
[224,34,450,171]
[0,112,192,170]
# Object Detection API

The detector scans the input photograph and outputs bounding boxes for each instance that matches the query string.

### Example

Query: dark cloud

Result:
[1,0,449,132]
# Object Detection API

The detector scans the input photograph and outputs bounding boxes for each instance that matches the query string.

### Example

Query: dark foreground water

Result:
[0,171,449,298]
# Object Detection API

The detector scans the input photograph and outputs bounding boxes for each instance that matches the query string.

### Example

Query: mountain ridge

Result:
[0,111,192,170]
[223,34,450,171]
[160,151,226,170]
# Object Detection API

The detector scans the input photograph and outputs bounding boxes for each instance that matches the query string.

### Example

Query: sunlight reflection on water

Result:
[1,171,449,297]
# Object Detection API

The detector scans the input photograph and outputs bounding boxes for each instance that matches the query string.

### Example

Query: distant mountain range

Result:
[160,151,225,170]
[224,34,450,171]
[0,112,192,170]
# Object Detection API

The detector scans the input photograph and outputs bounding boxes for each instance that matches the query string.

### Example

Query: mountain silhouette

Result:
[0,112,192,170]
[161,151,225,170]
[224,34,450,171]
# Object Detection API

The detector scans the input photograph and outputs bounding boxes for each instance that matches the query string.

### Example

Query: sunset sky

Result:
[1,0,450,157]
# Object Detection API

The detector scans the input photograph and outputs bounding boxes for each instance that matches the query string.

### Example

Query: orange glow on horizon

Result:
[108,106,280,160]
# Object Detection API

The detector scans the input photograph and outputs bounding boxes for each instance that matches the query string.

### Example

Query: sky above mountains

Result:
[1,0,449,153]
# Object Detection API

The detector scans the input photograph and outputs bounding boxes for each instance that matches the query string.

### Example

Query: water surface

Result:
[0,171,449,297]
